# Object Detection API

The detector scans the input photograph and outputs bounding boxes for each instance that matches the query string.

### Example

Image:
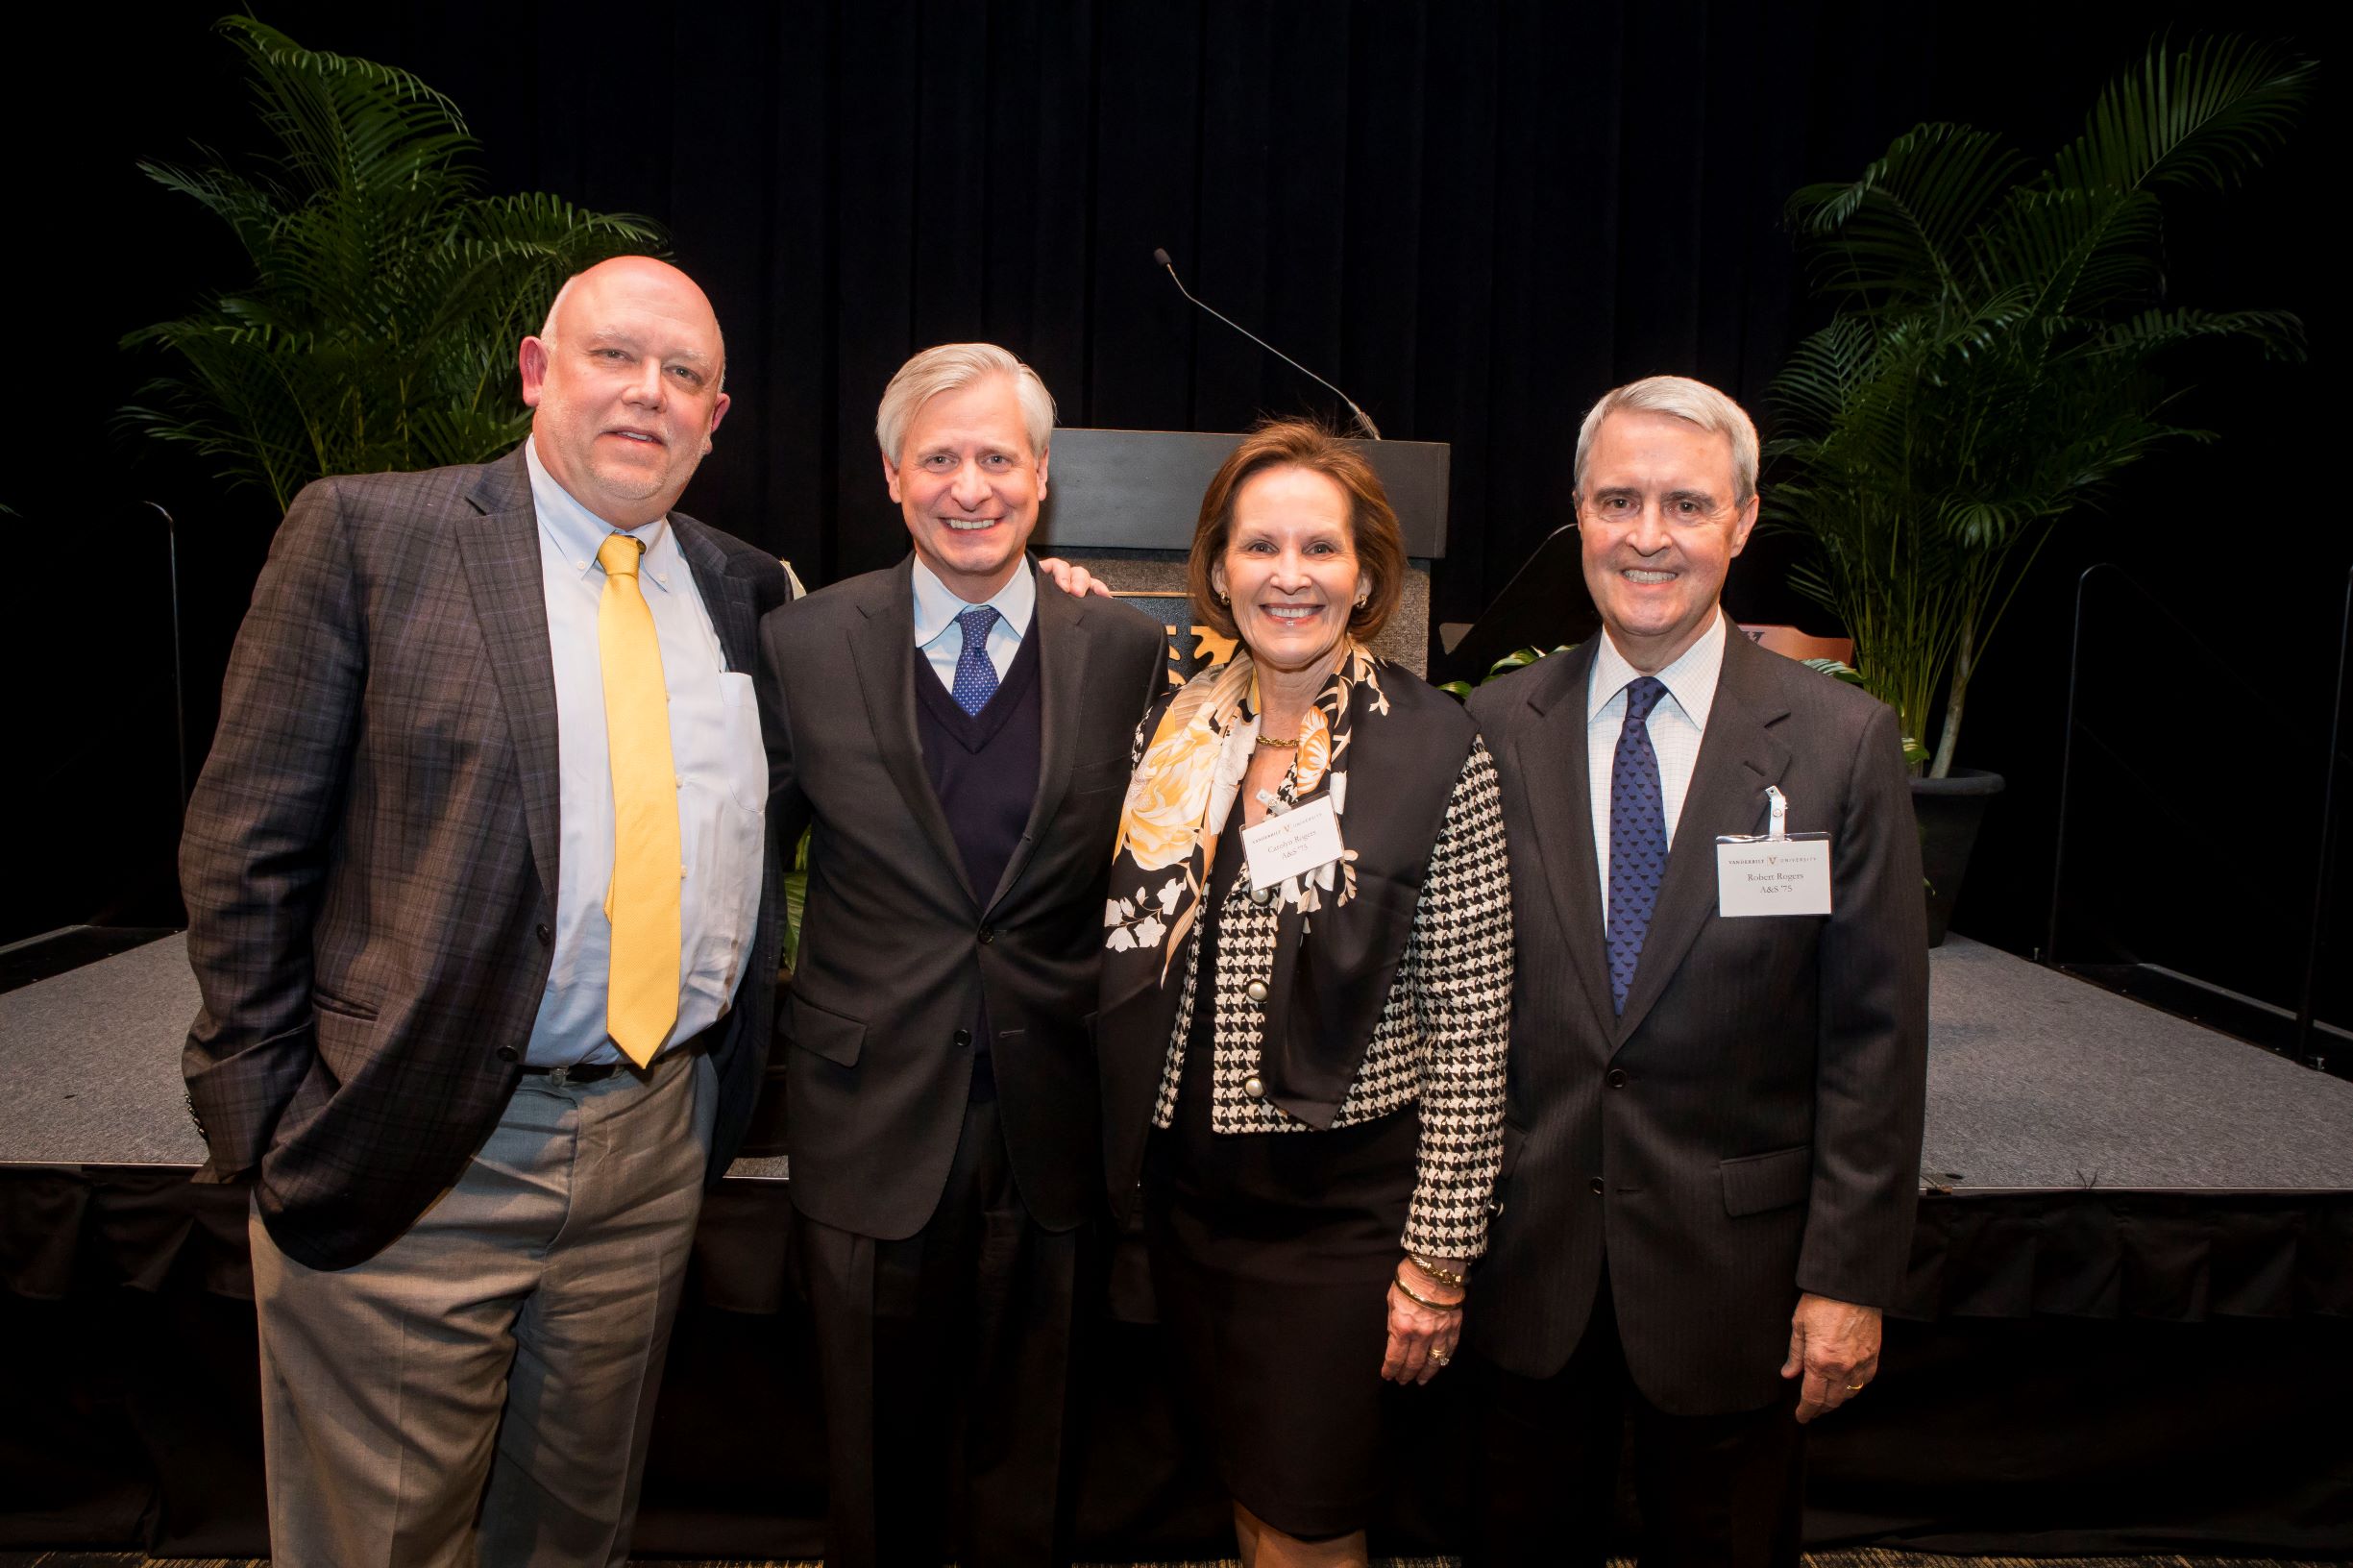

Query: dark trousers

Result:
[1468,1272,1805,1568]
[796,1094,1083,1568]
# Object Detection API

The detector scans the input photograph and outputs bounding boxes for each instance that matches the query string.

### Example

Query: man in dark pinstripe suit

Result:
[180,257,789,1566]
[1466,377,1928,1567]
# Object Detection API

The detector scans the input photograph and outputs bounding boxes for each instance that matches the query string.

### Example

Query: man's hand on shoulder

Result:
[1037,556,1114,599]
[1780,1291,1881,1423]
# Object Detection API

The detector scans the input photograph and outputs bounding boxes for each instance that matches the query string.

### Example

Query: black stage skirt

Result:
[1142,817,1423,1539]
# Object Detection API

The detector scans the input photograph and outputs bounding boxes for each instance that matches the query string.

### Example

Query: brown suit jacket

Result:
[180,447,789,1270]
[1466,628,1927,1414]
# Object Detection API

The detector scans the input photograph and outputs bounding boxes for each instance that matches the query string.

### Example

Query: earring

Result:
[1216,591,1231,606]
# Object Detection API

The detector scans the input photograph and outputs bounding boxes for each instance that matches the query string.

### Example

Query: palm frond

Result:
[2051,35,2317,197]
[121,15,667,507]
[1766,31,2313,773]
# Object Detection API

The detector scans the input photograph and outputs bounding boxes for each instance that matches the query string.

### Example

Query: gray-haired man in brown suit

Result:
[181,257,788,1566]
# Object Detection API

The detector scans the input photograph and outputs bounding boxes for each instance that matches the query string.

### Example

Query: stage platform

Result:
[3,935,2348,1556]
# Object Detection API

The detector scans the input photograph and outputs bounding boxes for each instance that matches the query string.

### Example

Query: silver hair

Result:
[875,343,1056,461]
[1574,375,1759,504]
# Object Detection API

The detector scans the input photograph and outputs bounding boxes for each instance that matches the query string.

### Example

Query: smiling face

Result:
[1578,408,1759,673]
[1211,465,1365,676]
[885,374,1047,602]
[520,257,730,529]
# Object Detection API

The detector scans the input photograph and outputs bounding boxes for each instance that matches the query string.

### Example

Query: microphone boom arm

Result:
[1155,249,1381,440]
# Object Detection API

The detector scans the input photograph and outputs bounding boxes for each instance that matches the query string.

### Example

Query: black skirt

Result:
[1143,818,1423,1539]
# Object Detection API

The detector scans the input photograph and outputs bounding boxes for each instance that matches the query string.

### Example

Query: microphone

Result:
[1152,247,1382,440]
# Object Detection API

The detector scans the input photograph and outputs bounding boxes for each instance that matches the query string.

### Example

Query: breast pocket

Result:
[718,672,768,814]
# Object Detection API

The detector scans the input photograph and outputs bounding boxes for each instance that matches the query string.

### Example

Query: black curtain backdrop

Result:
[14,0,2342,1036]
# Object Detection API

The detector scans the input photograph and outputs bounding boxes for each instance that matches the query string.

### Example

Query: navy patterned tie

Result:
[951,604,1001,715]
[1607,676,1670,1014]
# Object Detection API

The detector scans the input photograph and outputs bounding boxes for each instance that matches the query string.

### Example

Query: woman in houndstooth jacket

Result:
[1097,420,1514,1567]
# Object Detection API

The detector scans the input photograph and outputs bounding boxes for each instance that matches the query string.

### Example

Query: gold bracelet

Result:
[1407,1253,1467,1290]
[1391,1272,1463,1313]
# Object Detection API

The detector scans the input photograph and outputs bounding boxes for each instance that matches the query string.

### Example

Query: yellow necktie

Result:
[597,532,681,1066]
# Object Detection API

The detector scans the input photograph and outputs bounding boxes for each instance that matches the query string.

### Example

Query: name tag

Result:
[1714,836,1831,916]
[1243,796,1344,891]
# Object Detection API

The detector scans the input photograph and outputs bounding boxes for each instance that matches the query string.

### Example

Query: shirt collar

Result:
[911,554,1036,648]
[1587,607,1729,730]
[526,436,679,592]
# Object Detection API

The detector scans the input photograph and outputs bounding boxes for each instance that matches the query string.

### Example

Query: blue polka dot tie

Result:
[951,604,1001,715]
[1607,676,1670,1015]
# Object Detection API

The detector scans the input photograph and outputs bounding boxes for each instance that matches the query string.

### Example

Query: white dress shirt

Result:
[523,440,766,1066]
[1586,609,1730,919]
[912,556,1035,688]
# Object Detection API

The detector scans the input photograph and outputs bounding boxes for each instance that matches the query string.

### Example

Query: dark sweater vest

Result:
[915,616,1044,1094]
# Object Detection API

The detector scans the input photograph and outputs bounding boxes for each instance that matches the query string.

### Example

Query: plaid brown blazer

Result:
[180,446,789,1270]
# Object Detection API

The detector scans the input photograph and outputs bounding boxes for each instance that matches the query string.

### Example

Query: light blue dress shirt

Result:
[523,440,767,1066]
[912,556,1035,689]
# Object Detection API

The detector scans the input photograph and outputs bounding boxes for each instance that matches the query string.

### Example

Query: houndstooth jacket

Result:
[1150,740,1514,1258]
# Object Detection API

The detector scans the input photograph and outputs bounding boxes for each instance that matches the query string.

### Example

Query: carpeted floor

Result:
[16,932,2353,1187]
[0,1544,2334,1554]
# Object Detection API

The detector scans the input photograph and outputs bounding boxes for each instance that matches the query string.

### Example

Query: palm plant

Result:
[122,16,663,513]
[1767,36,2313,777]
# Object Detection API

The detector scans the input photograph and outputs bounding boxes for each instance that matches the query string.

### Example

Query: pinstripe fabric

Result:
[180,446,789,1271]
[1465,632,1927,1416]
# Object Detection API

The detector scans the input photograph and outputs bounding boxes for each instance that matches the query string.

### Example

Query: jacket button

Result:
[1244,980,1269,1004]
[497,1044,521,1064]
[1249,884,1274,905]
[1588,1177,1605,1195]
[978,926,994,945]
[953,1029,972,1047]
[535,923,552,947]
[1605,1067,1630,1089]
[1243,1074,1265,1098]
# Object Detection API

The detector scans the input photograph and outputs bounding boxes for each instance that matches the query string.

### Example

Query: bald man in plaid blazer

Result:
[180,258,789,1566]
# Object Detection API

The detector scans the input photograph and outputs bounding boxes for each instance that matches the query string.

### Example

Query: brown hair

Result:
[1186,418,1406,645]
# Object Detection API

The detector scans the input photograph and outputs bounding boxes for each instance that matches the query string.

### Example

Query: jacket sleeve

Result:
[179,478,366,1181]
[757,606,816,864]
[1401,739,1515,1259]
[1796,700,1930,1307]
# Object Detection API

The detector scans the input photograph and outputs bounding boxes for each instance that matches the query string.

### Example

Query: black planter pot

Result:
[1909,769,2004,948]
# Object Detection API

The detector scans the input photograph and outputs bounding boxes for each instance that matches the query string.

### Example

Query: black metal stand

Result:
[2297,565,2353,1071]
[145,500,190,814]
[2047,562,2350,1079]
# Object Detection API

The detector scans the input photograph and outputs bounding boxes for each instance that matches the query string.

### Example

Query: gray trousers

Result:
[249,1048,716,1568]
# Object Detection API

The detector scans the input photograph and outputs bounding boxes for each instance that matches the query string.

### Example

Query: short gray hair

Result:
[875,343,1056,462]
[1574,375,1759,504]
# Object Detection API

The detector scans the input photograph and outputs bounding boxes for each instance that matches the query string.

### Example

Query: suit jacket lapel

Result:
[454,449,562,908]
[1614,630,1793,1043]
[1516,642,1619,1044]
[988,562,1085,914]
[849,557,977,905]
[673,518,758,673]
